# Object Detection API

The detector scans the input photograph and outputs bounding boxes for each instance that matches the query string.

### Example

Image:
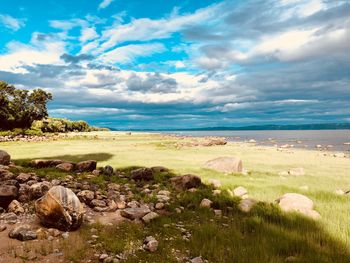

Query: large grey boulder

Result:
[204,156,243,173]
[276,193,320,219]
[35,186,85,231]
[0,150,10,165]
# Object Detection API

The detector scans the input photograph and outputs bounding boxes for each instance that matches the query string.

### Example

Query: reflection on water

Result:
[165,130,350,152]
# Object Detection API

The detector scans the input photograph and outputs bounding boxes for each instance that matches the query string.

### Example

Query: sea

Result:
[163,130,350,152]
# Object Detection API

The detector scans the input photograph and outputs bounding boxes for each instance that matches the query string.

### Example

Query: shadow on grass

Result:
[14,152,114,165]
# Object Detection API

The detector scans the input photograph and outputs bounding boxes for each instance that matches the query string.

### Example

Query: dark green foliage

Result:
[0,81,52,130]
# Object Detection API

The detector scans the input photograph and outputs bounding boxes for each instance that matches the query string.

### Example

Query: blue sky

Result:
[0,0,349,129]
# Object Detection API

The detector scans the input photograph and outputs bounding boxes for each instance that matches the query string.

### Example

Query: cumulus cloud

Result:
[98,0,114,10]
[0,14,25,31]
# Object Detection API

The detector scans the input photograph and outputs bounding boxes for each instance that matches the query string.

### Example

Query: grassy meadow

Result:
[1,131,350,262]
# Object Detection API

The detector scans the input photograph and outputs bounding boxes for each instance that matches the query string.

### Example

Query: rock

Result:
[0,169,15,181]
[92,169,101,176]
[0,212,17,223]
[233,186,248,197]
[120,207,151,220]
[0,224,6,232]
[142,212,159,223]
[144,236,158,252]
[16,173,32,183]
[76,160,97,172]
[214,209,222,217]
[99,254,109,261]
[35,186,85,231]
[207,179,221,189]
[238,198,258,213]
[151,166,169,173]
[8,200,24,214]
[200,198,213,208]
[31,159,63,168]
[103,165,114,176]
[204,156,243,173]
[91,199,106,207]
[191,256,204,263]
[56,163,75,172]
[157,194,170,202]
[0,150,11,165]
[155,202,165,210]
[77,190,95,205]
[288,168,305,176]
[30,181,52,199]
[0,185,18,208]
[170,174,201,190]
[335,189,345,195]
[131,168,154,181]
[9,225,37,241]
[276,193,320,219]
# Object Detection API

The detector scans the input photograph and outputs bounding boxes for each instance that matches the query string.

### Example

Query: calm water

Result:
[165,130,350,152]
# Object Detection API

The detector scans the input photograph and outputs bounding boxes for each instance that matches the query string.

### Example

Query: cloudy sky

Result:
[0,0,349,129]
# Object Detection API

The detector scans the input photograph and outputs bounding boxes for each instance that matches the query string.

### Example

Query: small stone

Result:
[207,179,221,188]
[7,200,24,214]
[144,236,158,252]
[214,209,222,217]
[103,165,114,176]
[238,198,258,213]
[99,254,109,261]
[200,198,213,208]
[62,232,69,239]
[155,202,165,210]
[120,207,151,220]
[56,162,75,172]
[8,225,37,241]
[191,256,204,263]
[142,212,159,223]
[0,225,6,232]
[233,186,248,197]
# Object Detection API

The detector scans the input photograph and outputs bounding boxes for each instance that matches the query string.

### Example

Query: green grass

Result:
[1,131,350,262]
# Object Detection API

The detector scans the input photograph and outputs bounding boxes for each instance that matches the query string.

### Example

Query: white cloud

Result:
[0,14,25,31]
[99,43,166,64]
[98,0,114,10]
[80,27,98,43]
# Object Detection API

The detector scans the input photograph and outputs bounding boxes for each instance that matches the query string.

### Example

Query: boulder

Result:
[35,186,85,231]
[8,225,37,241]
[75,160,97,172]
[0,185,18,208]
[170,174,201,190]
[30,182,52,199]
[120,207,151,220]
[204,156,243,173]
[56,163,75,172]
[276,193,320,219]
[0,150,10,165]
[31,159,64,168]
[131,168,154,181]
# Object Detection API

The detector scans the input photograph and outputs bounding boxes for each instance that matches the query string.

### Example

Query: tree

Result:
[0,81,52,130]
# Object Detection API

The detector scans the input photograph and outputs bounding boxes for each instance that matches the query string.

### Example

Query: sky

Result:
[0,0,349,129]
